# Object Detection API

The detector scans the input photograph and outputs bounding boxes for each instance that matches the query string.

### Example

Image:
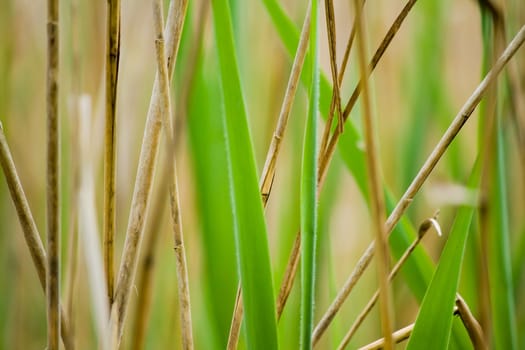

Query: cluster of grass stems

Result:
[0,0,524,349]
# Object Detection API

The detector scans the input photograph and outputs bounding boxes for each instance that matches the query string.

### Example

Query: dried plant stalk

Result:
[352,0,393,347]
[111,0,189,344]
[312,23,525,344]
[103,0,121,306]
[152,0,193,348]
[46,0,60,348]
[0,125,73,349]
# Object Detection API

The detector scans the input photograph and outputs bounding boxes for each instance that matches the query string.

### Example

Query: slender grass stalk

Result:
[46,0,60,347]
[319,0,365,156]
[300,0,319,348]
[130,161,168,350]
[271,1,418,323]
[319,0,418,185]
[312,23,525,344]
[358,323,414,350]
[226,2,312,348]
[103,0,121,306]
[323,0,342,134]
[0,125,73,349]
[111,0,189,343]
[336,212,441,349]
[352,1,392,348]
[152,1,193,348]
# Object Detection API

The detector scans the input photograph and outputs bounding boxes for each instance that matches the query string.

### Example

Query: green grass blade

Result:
[300,1,319,349]
[487,125,518,349]
[211,0,278,348]
[187,51,237,349]
[406,161,480,350]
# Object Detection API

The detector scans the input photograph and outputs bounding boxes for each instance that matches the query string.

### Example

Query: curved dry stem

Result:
[312,23,525,345]
[111,0,189,344]
[103,0,121,306]
[0,125,73,349]
[336,213,440,349]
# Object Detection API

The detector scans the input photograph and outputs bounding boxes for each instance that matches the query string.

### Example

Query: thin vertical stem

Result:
[104,0,121,306]
[111,0,189,344]
[152,0,193,348]
[352,0,392,348]
[46,0,60,348]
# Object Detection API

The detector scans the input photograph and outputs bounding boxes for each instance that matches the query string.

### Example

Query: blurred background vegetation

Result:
[0,0,524,349]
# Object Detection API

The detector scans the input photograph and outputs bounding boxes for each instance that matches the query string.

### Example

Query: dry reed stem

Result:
[324,0,343,134]
[312,23,525,344]
[336,212,440,349]
[352,0,393,348]
[46,0,60,347]
[319,0,418,186]
[111,0,189,344]
[455,295,487,349]
[153,0,193,348]
[226,3,312,348]
[0,125,73,349]
[130,167,168,350]
[103,0,121,306]
[357,323,414,350]
[319,0,365,156]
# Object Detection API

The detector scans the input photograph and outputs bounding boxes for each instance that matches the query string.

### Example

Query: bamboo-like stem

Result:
[357,323,414,350]
[226,3,312,348]
[352,0,392,348]
[111,0,189,344]
[319,0,418,186]
[0,125,73,349]
[46,0,60,347]
[336,213,440,349]
[312,23,525,344]
[152,1,193,348]
[103,0,121,306]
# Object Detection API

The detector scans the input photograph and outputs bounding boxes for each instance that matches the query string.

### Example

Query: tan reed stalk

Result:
[111,0,189,345]
[46,0,60,347]
[226,3,312,348]
[152,0,193,348]
[351,1,392,347]
[103,0,121,306]
[312,23,525,344]
[455,295,487,349]
[358,323,414,350]
[0,125,73,349]
[336,212,441,349]
[272,1,420,325]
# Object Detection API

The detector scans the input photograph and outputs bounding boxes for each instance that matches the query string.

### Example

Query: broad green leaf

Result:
[211,0,278,348]
[300,1,319,348]
[407,161,480,350]
[187,50,237,349]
